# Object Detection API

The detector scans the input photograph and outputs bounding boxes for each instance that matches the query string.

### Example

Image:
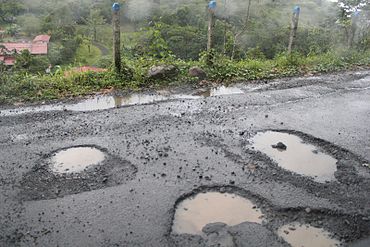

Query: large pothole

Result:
[49,146,105,173]
[278,222,341,247]
[170,186,370,246]
[249,131,338,183]
[172,191,263,235]
[19,145,137,201]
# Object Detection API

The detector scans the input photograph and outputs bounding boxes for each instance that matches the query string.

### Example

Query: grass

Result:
[74,43,102,66]
[0,49,369,105]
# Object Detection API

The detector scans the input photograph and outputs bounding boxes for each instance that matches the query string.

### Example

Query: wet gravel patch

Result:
[19,145,137,201]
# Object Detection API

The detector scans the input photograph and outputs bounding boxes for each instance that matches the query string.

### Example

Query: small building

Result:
[0,35,51,66]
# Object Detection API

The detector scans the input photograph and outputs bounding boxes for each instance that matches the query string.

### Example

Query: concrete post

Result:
[288,6,300,54]
[207,0,217,65]
[112,3,121,74]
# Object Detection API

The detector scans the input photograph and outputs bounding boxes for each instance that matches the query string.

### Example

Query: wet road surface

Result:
[0,70,370,246]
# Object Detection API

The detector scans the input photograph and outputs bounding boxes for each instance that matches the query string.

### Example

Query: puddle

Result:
[278,222,341,247]
[65,94,201,111]
[172,192,263,235]
[50,147,105,173]
[0,94,202,116]
[250,131,337,183]
[195,86,244,97]
[0,86,246,116]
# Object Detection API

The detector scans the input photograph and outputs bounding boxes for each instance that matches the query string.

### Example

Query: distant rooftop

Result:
[0,35,51,65]
[33,35,51,43]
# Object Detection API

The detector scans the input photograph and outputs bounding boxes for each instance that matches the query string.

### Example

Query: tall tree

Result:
[85,8,106,41]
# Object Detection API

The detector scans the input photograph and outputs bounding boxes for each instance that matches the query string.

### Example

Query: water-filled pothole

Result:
[195,86,244,97]
[20,146,137,200]
[172,192,263,235]
[250,131,337,183]
[278,222,341,247]
[50,147,105,173]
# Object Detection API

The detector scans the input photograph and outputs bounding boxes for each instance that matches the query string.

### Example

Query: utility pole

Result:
[112,3,121,74]
[288,6,300,54]
[207,0,217,65]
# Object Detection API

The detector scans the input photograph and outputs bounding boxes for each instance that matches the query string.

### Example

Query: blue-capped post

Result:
[112,3,121,73]
[207,0,217,65]
[288,5,300,54]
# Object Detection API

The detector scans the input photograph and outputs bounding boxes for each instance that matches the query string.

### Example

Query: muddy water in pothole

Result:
[250,131,337,183]
[278,222,341,247]
[172,192,263,235]
[195,86,244,97]
[50,147,105,173]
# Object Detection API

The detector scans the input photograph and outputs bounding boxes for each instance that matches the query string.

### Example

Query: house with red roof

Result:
[0,35,51,66]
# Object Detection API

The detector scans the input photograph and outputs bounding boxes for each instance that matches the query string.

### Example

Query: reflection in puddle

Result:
[0,94,202,116]
[172,192,263,235]
[195,86,244,97]
[278,222,341,247]
[0,86,245,116]
[66,94,202,111]
[50,147,105,173]
[250,131,337,183]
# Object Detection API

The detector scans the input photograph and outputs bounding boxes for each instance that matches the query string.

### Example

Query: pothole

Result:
[195,86,244,97]
[50,147,105,173]
[19,146,137,201]
[278,222,341,247]
[172,191,263,235]
[249,131,337,183]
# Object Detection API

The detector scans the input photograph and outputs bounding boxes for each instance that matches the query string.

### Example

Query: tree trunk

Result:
[231,0,252,60]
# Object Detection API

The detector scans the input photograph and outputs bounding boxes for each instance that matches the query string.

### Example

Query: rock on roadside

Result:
[148,65,179,79]
[189,67,207,80]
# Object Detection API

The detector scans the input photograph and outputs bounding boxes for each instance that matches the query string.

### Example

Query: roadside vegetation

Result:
[0,0,369,104]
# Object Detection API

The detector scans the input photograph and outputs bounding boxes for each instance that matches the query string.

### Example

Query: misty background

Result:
[0,0,369,64]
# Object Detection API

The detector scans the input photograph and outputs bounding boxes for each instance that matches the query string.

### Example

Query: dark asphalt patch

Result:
[249,131,338,183]
[19,145,137,201]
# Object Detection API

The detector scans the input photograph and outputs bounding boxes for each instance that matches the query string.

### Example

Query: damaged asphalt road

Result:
[0,70,369,246]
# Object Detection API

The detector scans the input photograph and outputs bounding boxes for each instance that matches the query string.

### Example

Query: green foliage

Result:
[15,49,50,73]
[5,24,20,37]
[74,42,102,66]
[147,22,173,59]
[275,52,306,68]
[18,14,42,36]
[85,8,106,41]
[0,0,24,24]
